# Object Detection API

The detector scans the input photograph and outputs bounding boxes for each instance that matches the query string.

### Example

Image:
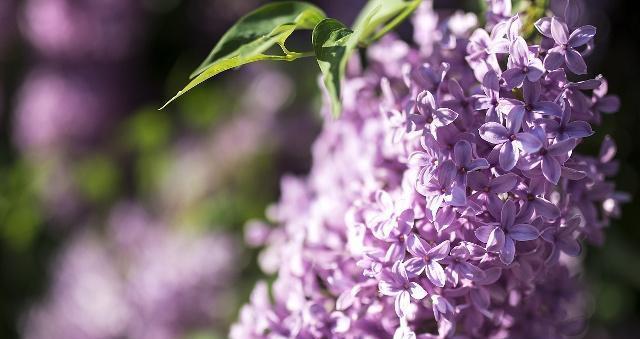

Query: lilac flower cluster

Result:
[13,0,146,223]
[21,0,144,61]
[232,1,626,338]
[22,204,238,339]
[13,66,126,153]
[15,0,145,153]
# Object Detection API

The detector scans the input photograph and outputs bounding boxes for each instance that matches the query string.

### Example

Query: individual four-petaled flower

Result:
[452,140,490,187]
[517,126,577,184]
[497,80,563,130]
[408,90,459,135]
[416,160,467,213]
[473,70,502,123]
[475,199,540,264]
[405,235,451,287]
[502,37,545,89]
[479,120,542,171]
[541,216,582,263]
[535,16,596,74]
[537,100,593,141]
[379,261,428,318]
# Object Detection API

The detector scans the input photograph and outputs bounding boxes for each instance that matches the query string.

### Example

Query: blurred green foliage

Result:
[0,163,41,251]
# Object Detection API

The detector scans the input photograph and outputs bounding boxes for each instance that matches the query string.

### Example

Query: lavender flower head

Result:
[22,203,238,339]
[21,0,144,61]
[13,66,125,153]
[232,0,626,338]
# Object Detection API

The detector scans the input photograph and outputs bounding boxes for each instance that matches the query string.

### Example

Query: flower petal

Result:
[487,227,506,252]
[563,121,594,140]
[548,138,577,156]
[533,198,561,220]
[470,288,490,310]
[393,260,409,281]
[468,171,489,191]
[385,242,406,263]
[532,101,563,117]
[501,67,526,89]
[489,174,519,193]
[454,140,473,167]
[550,17,569,44]
[376,190,395,211]
[535,17,552,38]
[596,95,621,113]
[568,25,596,47]
[499,237,516,265]
[564,0,581,27]
[426,261,447,287]
[501,200,517,228]
[515,132,543,153]
[475,225,495,243]
[480,122,509,144]
[468,158,490,171]
[482,70,500,98]
[557,237,582,257]
[525,58,545,82]
[409,282,428,300]
[510,37,530,66]
[433,108,459,127]
[544,50,565,71]
[499,141,518,171]
[446,186,467,206]
[459,262,486,281]
[408,151,430,167]
[428,240,451,261]
[395,290,411,318]
[437,160,457,187]
[541,154,561,184]
[565,48,587,74]
[488,38,510,54]
[407,233,430,257]
[379,278,401,297]
[508,224,540,241]
[416,90,436,114]
[405,257,426,275]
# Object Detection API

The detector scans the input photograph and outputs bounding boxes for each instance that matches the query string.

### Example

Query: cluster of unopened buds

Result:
[232,1,627,338]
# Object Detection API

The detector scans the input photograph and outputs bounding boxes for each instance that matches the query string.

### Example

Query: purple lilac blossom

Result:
[231,1,624,338]
[22,203,238,339]
[502,37,545,89]
[535,16,595,74]
[21,0,145,61]
[13,66,125,153]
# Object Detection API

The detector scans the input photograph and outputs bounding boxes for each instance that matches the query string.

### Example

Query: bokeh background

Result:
[0,0,637,338]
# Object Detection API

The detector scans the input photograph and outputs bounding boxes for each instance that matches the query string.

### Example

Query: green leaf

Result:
[353,0,422,46]
[310,0,421,118]
[191,1,325,78]
[161,2,325,109]
[312,18,357,118]
[161,53,302,110]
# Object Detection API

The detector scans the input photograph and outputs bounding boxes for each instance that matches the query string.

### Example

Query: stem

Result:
[263,51,316,62]
[366,2,420,44]
[277,42,315,60]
